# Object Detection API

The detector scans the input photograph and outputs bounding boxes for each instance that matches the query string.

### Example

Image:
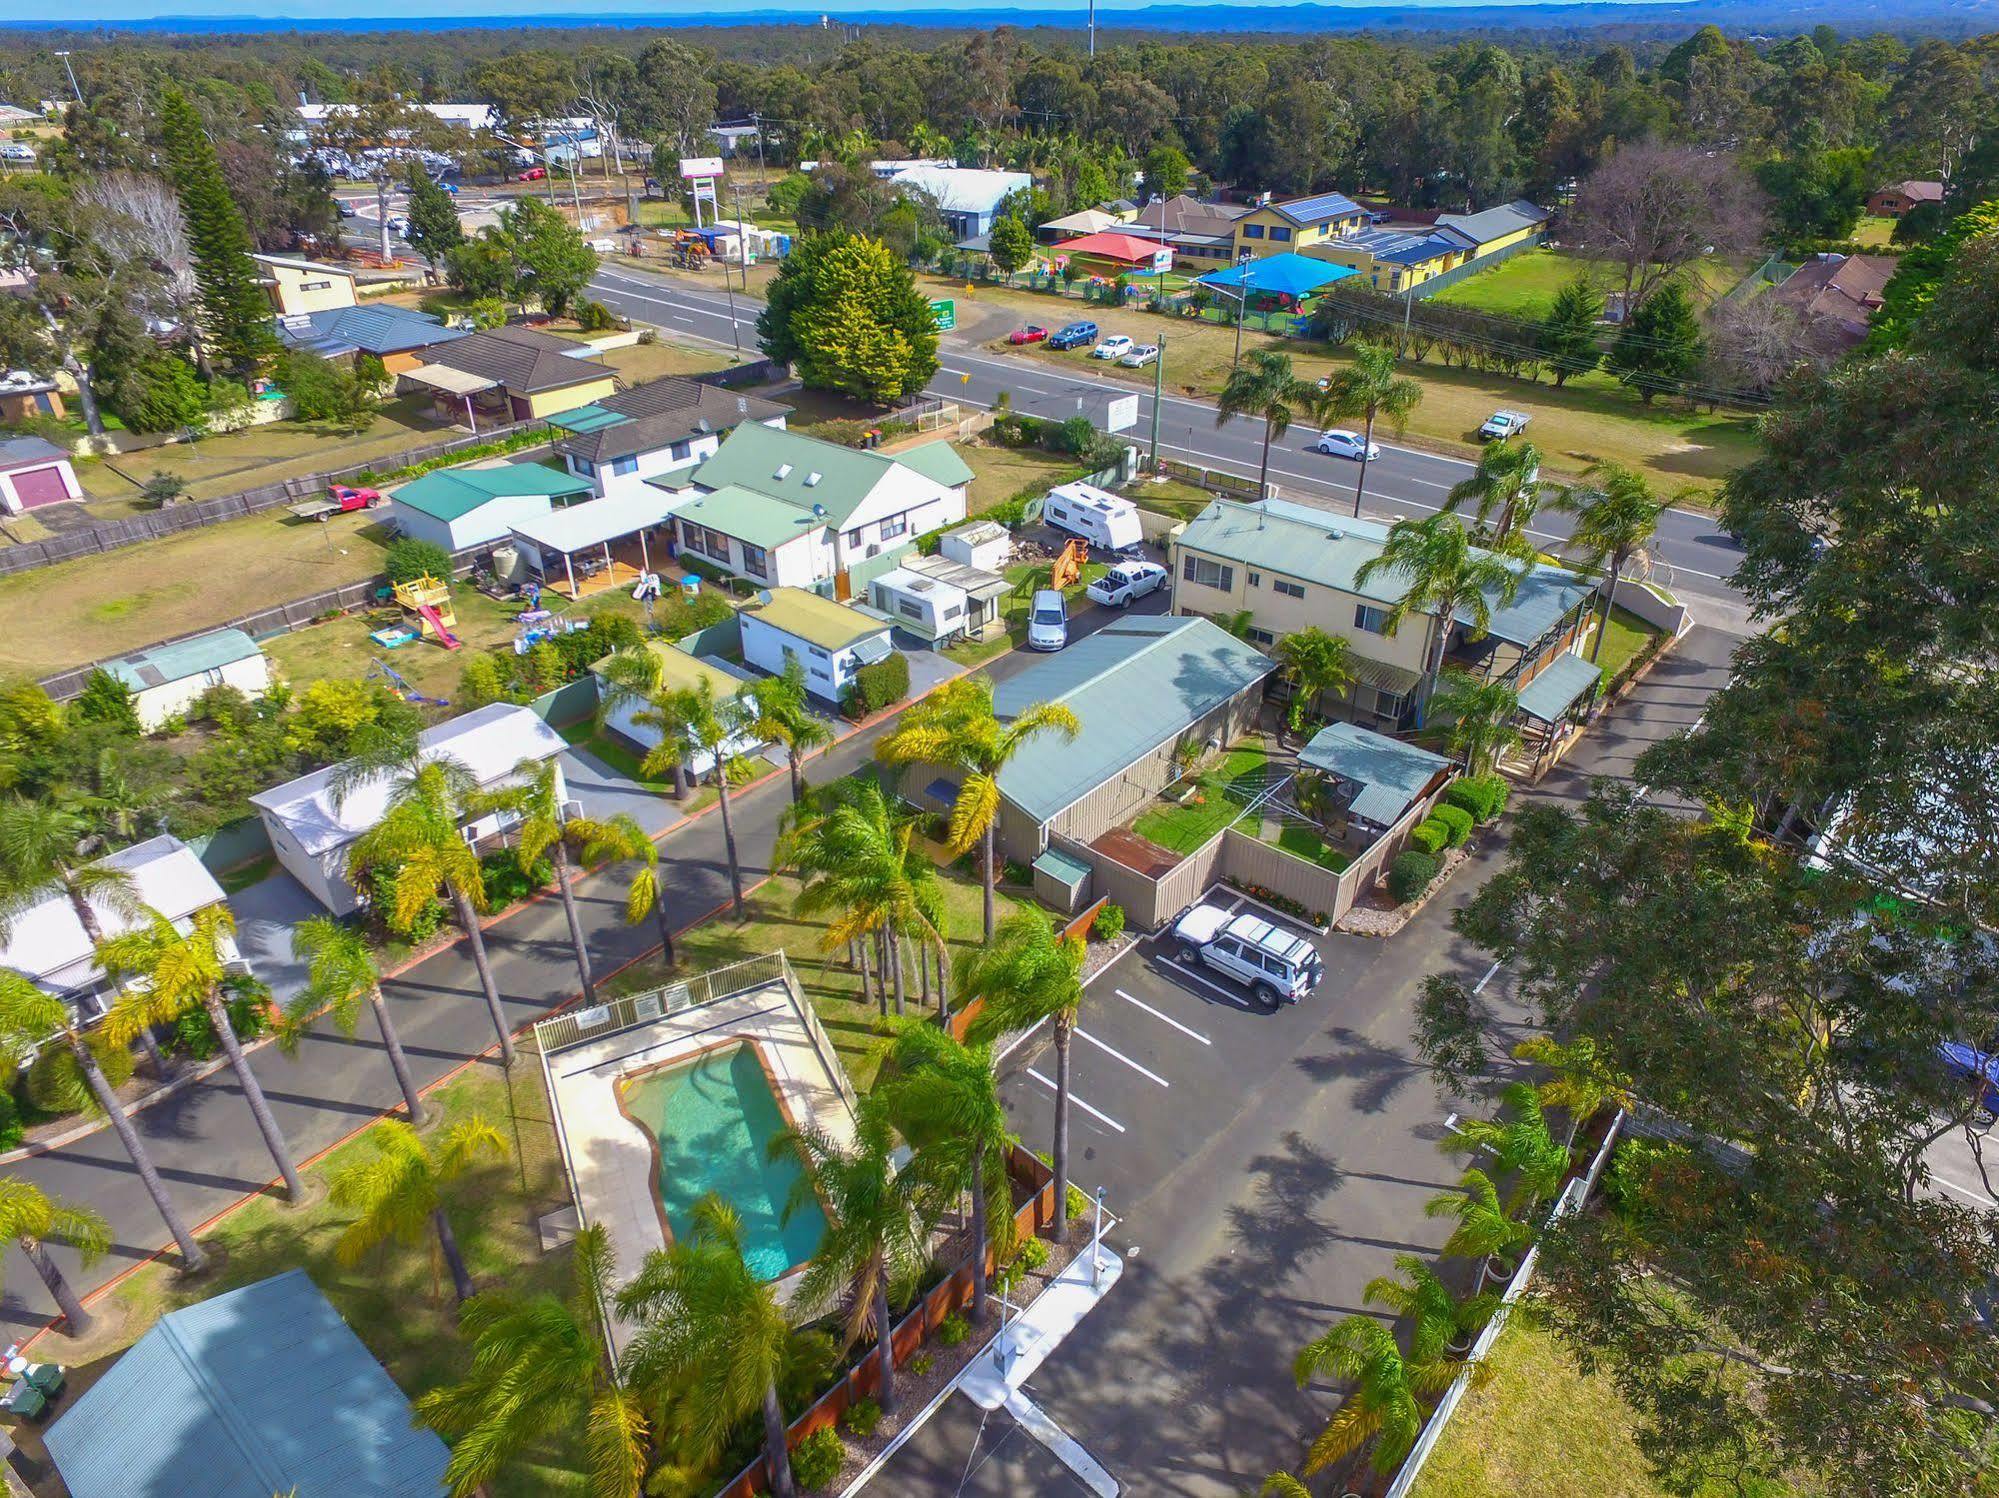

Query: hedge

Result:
[842,651,910,719]
[1388,850,1441,904]
[1431,803,1475,847]
[1408,817,1450,856]
[1444,773,1509,825]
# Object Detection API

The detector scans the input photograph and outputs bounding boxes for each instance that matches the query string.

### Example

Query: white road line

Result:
[1472,959,1503,995]
[1160,958,1257,1007]
[1114,988,1211,1045]
[1933,1174,1992,1207]
[1076,1027,1169,1087]
[1027,1068,1126,1132]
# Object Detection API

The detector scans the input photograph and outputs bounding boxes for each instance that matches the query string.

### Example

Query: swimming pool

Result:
[620,1043,827,1281]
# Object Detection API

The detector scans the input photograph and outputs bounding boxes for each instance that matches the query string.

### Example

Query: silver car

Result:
[1026,588,1068,651]
[1172,902,1323,1005]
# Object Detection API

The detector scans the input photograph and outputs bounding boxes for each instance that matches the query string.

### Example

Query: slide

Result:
[414,602,461,650]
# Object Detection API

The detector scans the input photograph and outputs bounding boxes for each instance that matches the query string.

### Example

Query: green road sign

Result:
[929,298,956,331]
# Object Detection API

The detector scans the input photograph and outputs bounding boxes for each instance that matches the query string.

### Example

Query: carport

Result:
[401,362,500,430]
[509,491,682,600]
[1515,651,1603,771]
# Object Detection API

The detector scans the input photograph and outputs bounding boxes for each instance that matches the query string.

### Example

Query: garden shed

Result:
[104,627,270,731]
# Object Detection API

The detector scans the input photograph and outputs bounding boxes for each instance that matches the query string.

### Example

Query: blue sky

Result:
[4,0,1670,17]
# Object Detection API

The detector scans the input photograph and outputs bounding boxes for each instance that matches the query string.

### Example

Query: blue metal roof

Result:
[1195,252,1357,299]
[45,1270,451,1498]
[1273,191,1366,226]
[106,627,260,691]
[1300,720,1452,826]
[274,304,465,358]
[1515,651,1602,723]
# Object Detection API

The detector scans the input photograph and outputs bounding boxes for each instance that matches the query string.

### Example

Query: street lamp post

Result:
[1230,249,1254,369]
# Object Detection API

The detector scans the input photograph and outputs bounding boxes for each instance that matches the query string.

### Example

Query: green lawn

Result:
[1431,249,1745,322]
[961,442,1085,514]
[1130,745,1270,855]
[1853,215,1898,248]
[1263,821,1352,871]
[1593,602,1668,685]
[1126,475,1218,521]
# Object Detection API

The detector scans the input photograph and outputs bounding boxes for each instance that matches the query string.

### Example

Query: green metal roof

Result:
[993,615,1275,825]
[893,439,976,488]
[390,461,592,522]
[545,403,629,434]
[674,483,829,550]
[743,587,891,652]
[1515,651,1602,723]
[1300,720,1453,826]
[1033,847,1093,888]
[691,425,970,526]
[106,628,260,690]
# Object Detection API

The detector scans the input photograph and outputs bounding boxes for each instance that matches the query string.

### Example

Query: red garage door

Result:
[11,466,70,508]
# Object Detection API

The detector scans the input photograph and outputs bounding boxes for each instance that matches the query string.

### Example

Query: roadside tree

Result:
[758,231,941,403]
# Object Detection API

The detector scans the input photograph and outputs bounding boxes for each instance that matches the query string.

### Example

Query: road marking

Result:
[1004,1391,1121,1497]
[1933,1173,1991,1206]
[1114,988,1211,1045]
[1076,1027,1169,1087]
[1159,957,1259,1008]
[1472,959,1503,994]
[1027,1069,1126,1133]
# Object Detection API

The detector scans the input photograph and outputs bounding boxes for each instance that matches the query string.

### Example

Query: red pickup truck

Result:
[287,484,385,522]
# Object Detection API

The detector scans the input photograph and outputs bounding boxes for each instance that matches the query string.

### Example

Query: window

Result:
[611,456,638,476]
[1242,223,1264,239]
[739,543,769,579]
[1181,555,1234,591]
[1247,570,1262,587]
[683,523,730,561]
[669,440,691,462]
[880,514,909,541]
[1245,626,1276,647]
[843,528,864,548]
[943,604,962,621]
[572,456,595,477]
[1354,604,1390,634]
[1372,687,1408,721]
[1268,226,1292,243]
[1273,579,1305,600]
[898,600,924,621]
[809,645,829,660]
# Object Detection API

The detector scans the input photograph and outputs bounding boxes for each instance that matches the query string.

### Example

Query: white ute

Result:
[1478,409,1532,441]
[1171,902,1324,1005]
[1086,560,1167,608]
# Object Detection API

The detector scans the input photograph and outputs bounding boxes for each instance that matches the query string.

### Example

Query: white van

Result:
[1043,482,1142,552]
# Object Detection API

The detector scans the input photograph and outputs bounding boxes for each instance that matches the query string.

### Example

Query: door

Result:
[834,570,852,602]
[11,465,70,509]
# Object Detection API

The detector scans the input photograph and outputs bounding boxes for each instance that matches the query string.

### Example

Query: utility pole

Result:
[751,112,768,180]
[1088,0,1096,58]
[722,181,744,359]
[1147,333,1166,471]
[54,51,83,107]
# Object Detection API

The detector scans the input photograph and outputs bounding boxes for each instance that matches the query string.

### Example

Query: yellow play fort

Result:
[392,575,462,650]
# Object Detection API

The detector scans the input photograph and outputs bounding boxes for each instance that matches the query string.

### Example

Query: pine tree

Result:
[157,88,274,374]
[1538,277,1604,388]
[1606,282,1704,404]
[756,231,940,403]
[403,163,464,275]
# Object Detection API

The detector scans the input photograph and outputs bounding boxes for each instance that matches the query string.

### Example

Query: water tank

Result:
[489,545,525,584]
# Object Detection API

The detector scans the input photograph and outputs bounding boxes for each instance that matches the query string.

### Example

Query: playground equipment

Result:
[513,606,588,654]
[632,571,662,603]
[367,659,450,708]
[392,575,461,650]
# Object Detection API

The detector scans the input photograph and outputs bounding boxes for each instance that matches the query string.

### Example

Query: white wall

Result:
[740,614,880,702]
[391,493,555,552]
[832,473,967,574]
[132,654,271,732]
[676,521,827,590]
[0,459,82,513]
[568,416,787,502]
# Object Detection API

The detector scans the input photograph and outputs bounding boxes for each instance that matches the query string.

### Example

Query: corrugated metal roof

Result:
[675,484,828,549]
[893,440,975,488]
[994,615,1275,825]
[1300,721,1452,826]
[105,628,261,690]
[743,587,891,652]
[391,461,593,521]
[1033,847,1093,888]
[1435,200,1550,245]
[592,640,749,698]
[274,304,463,357]
[692,426,893,526]
[1515,651,1602,723]
[45,1269,450,1498]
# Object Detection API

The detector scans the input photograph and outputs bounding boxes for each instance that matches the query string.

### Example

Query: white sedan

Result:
[1118,343,1161,368]
[1091,335,1133,360]
[1313,429,1380,461]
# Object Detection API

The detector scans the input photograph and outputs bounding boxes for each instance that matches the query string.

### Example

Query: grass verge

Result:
[1130,745,1269,855]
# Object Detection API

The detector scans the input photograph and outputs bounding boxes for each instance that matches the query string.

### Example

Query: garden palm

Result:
[1428,669,1523,775]
[1314,339,1424,516]
[100,906,303,1200]
[1447,1080,1571,1213]
[1553,464,1667,664]
[1512,1034,1631,1150]
[1216,348,1316,501]
[1271,626,1354,735]
[489,756,605,1003]
[0,971,206,1270]
[596,645,699,799]
[1424,1167,1531,1293]
[1353,514,1521,714]
[685,679,753,919]
[1293,1314,1469,1476]
[1443,439,1546,548]
[749,658,834,805]
[417,1222,649,1498]
[875,675,1079,941]
[785,780,918,1014]
[961,907,1087,1236]
[578,812,677,968]
[281,917,427,1127]
[616,1196,798,1497]
[1363,1252,1499,1363]
[330,1116,504,1303]
[0,1177,110,1335]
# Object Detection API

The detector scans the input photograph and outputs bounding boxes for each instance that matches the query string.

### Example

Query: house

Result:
[1195,252,1358,314]
[250,253,359,318]
[401,326,620,427]
[1304,225,1478,295]
[46,1269,450,1498]
[896,552,1013,640]
[739,588,895,703]
[273,303,466,373]
[882,164,1033,239]
[0,434,81,512]
[709,122,763,157]
[1119,193,1248,265]
[0,368,64,424]
[0,834,237,1024]
[938,519,1013,572]
[299,100,495,134]
[592,640,763,774]
[1299,721,1454,839]
[389,461,595,552]
[551,378,791,500]
[1231,191,1373,259]
[508,490,684,600]
[1768,253,1897,346]
[1049,231,1174,278]
[1036,207,1132,244]
[104,628,270,731]
[1171,497,1598,731]
[1866,180,1944,218]
[1434,199,1552,262]
[249,703,568,915]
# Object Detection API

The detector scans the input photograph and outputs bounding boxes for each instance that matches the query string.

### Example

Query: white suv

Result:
[1171,902,1323,1005]
[1086,560,1167,608]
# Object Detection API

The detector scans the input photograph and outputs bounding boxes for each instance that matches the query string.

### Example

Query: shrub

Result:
[385,537,454,586]
[1092,902,1126,940]
[1408,817,1450,857]
[936,1312,970,1346]
[1430,803,1475,848]
[573,298,618,332]
[1387,850,1441,905]
[1444,773,1509,825]
[843,1397,882,1439]
[370,864,447,944]
[790,1426,843,1490]
[908,1351,935,1377]
[0,1088,20,1151]
[25,1032,134,1115]
[109,353,209,433]
[1014,1235,1050,1273]
[73,669,141,736]
[458,652,509,708]
[273,349,374,427]
[479,851,552,911]
[171,983,272,1062]
[842,652,910,720]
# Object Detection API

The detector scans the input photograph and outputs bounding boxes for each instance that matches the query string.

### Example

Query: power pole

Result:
[1088,0,1096,58]
[722,182,745,359]
[1147,334,1165,471]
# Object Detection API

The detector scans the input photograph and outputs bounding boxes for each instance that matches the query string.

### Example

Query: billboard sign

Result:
[678,155,725,179]
[1106,395,1139,432]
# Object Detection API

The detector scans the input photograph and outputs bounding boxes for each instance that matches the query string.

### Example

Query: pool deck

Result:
[542,976,859,1353]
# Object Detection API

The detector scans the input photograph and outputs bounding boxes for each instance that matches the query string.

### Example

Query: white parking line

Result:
[1933,1174,1992,1207]
[1157,957,1258,1007]
[1027,1069,1127,1133]
[1114,989,1211,1045]
[1076,1027,1169,1087]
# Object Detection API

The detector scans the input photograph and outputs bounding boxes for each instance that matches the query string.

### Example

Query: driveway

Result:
[225,870,323,1007]
[560,744,686,838]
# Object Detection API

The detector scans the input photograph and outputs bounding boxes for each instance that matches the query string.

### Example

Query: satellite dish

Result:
[755,589,774,606]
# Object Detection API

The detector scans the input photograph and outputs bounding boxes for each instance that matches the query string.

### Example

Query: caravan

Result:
[1042,481,1142,553]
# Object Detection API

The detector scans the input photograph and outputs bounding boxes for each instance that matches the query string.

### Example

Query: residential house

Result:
[1231,191,1373,259]
[508,490,684,600]
[0,435,81,512]
[1303,225,1478,295]
[273,303,466,374]
[249,703,569,916]
[551,378,791,500]
[882,164,1032,239]
[738,587,895,704]
[709,122,763,157]
[591,640,764,774]
[250,253,359,318]
[1118,192,1248,266]
[401,326,620,427]
[388,461,596,552]
[104,629,270,731]
[1434,200,1552,262]
[0,368,64,425]
[1768,253,1897,347]
[1866,180,1943,217]
[297,100,496,135]
[1048,231,1174,278]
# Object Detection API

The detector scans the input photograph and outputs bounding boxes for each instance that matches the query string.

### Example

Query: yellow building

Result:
[402,326,621,427]
[1304,226,1477,294]
[1230,191,1373,259]
[251,254,360,317]
[1434,200,1552,262]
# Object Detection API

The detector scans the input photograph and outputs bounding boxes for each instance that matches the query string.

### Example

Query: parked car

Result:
[1118,343,1161,368]
[1313,429,1379,461]
[1,143,38,163]
[1087,560,1168,608]
[1939,1042,1999,1118]
[1091,334,1133,360]
[388,216,409,237]
[1008,325,1050,346]
[336,200,358,218]
[1026,588,1069,651]
[1479,409,1532,440]
[517,166,548,182]
[1048,320,1099,350]
[1172,902,1324,1005]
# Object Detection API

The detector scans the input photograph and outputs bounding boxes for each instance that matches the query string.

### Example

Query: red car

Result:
[1007,325,1049,345]
[517,166,548,182]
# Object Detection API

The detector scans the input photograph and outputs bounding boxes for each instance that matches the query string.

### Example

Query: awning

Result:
[402,363,497,397]
[852,634,895,666]
[1349,656,1422,699]
[1032,847,1092,890]
[510,492,679,555]
[1515,652,1602,724]
[546,404,629,434]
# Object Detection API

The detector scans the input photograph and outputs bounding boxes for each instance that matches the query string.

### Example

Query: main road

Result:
[585,262,1751,616]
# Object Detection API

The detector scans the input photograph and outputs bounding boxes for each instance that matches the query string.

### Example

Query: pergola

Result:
[400,362,498,430]
[509,492,682,600]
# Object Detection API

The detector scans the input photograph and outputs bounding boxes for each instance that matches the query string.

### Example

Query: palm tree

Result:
[1511,1035,1631,1150]
[1427,670,1523,776]
[961,907,1086,1237]
[1553,463,1667,664]
[577,812,676,969]
[0,972,207,1270]
[685,679,754,920]
[1353,514,1522,715]
[281,917,427,1128]
[1260,1475,1311,1498]
[1424,1167,1531,1294]
[100,906,303,1200]
[1363,1252,1499,1362]
[772,1102,936,1415]
[0,1178,109,1335]
[875,675,1079,941]
[488,756,604,1003]
[1443,439,1546,548]
[748,658,834,805]
[616,1196,797,1498]
[1293,1314,1469,1477]
[596,645,700,799]
[330,1116,505,1303]
[1271,626,1354,736]
[1446,1081,1571,1215]
[1314,339,1424,517]
[416,1223,649,1498]
[873,1020,1017,1323]
[1216,348,1316,500]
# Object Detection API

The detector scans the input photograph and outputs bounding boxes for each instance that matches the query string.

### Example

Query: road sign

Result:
[1106,394,1139,433]
[930,298,956,331]
[678,156,725,179]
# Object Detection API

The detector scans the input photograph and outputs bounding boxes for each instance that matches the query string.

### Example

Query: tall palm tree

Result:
[1271,626,1354,735]
[1427,670,1523,776]
[685,679,754,920]
[1216,348,1316,500]
[1553,463,1667,664]
[773,1102,936,1414]
[872,1020,1017,1323]
[1363,1252,1499,1362]
[330,1116,505,1303]
[1353,514,1522,716]
[748,658,834,805]
[616,1196,797,1498]
[1293,1314,1470,1477]
[1512,1034,1631,1151]
[281,917,427,1128]
[961,907,1086,1237]
[487,756,605,1004]
[1446,1081,1571,1215]
[0,1177,109,1335]
[416,1223,650,1498]
[875,675,1079,941]
[597,645,700,799]
[1443,439,1546,548]
[0,972,206,1270]
[1314,339,1424,517]
[1424,1167,1532,1294]
[100,906,303,1200]
[577,812,676,969]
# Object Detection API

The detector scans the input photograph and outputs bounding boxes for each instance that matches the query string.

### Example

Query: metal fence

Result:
[532,951,795,1056]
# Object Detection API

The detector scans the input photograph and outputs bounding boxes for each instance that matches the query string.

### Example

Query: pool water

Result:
[622,1044,827,1281]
